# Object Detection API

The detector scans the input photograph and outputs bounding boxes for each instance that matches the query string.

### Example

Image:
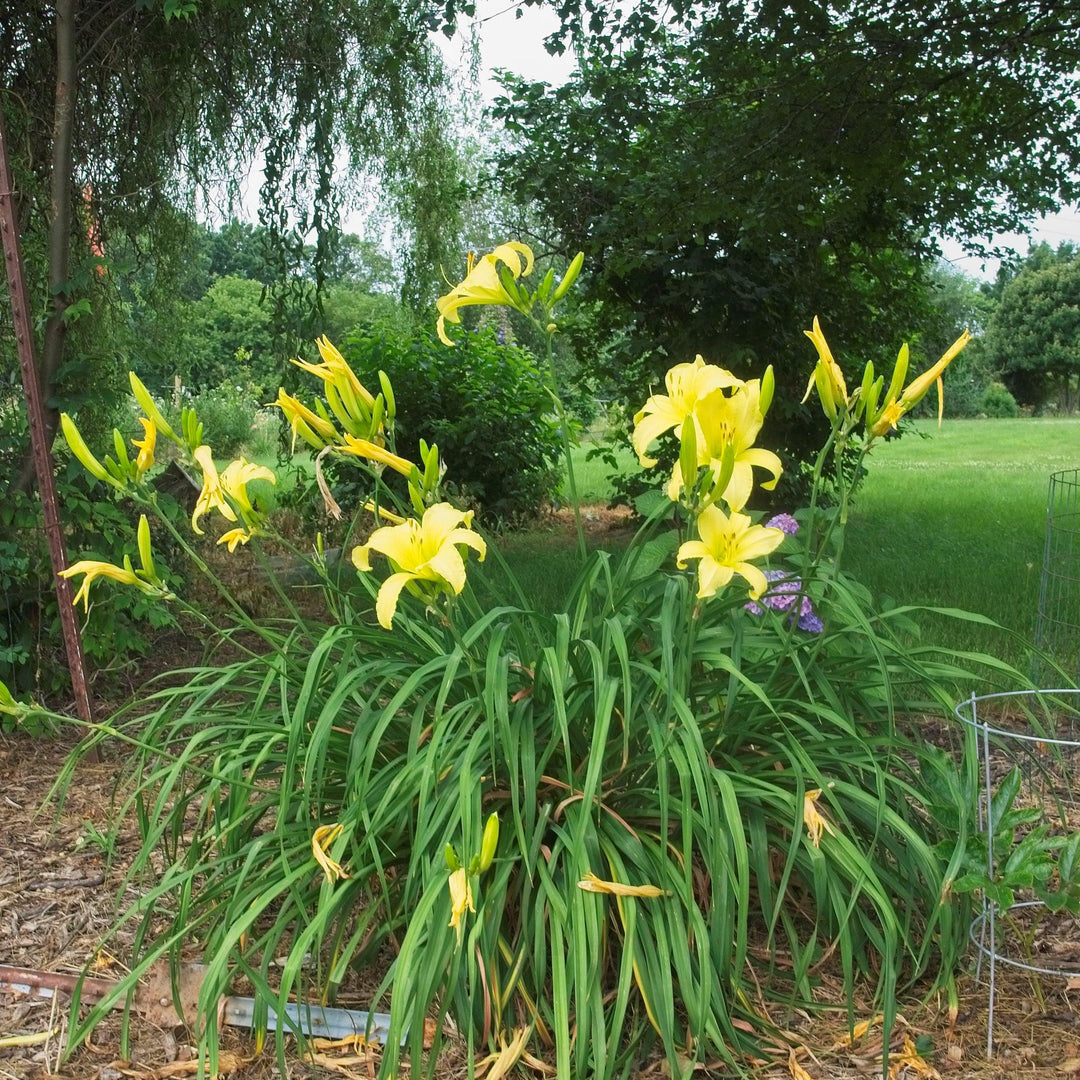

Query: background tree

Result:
[1,0,463,490]
[493,0,1080,479]
[983,245,1080,411]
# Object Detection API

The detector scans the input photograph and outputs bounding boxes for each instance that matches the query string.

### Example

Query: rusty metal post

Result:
[0,99,94,725]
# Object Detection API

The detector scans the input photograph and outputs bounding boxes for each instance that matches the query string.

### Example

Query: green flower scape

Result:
[1,242,1043,1080]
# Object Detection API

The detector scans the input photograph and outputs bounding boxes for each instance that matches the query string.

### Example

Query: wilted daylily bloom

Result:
[802,788,836,848]
[801,317,849,419]
[436,242,534,346]
[632,356,743,467]
[577,872,664,898]
[351,502,487,629]
[447,867,475,940]
[677,506,784,600]
[312,823,350,885]
[667,380,782,511]
[869,329,972,436]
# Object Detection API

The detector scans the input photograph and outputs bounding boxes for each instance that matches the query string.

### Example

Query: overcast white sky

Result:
[441,1,1080,282]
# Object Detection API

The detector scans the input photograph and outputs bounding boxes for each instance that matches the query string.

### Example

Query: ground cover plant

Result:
[2,248,1040,1079]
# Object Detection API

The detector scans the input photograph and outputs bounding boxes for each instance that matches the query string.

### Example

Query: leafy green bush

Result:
[182,381,261,457]
[16,251,1043,1080]
[980,380,1020,418]
[339,325,562,521]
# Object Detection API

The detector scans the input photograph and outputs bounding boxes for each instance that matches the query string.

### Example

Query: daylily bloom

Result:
[801,317,849,419]
[869,329,972,436]
[632,356,743,467]
[292,336,375,410]
[666,381,782,510]
[577,872,664,898]
[351,502,487,629]
[676,505,784,600]
[802,789,836,848]
[191,446,236,534]
[436,242,534,346]
[312,823,350,885]
[58,557,157,612]
[218,528,252,553]
[220,458,276,517]
[132,417,156,477]
[448,867,474,939]
[339,435,416,477]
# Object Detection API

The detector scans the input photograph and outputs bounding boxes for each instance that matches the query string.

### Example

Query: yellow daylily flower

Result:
[132,417,156,478]
[676,505,784,600]
[220,458,276,516]
[633,356,743,467]
[801,316,849,419]
[58,558,155,612]
[667,381,782,511]
[292,336,375,410]
[577,872,664,898]
[312,823,350,885]
[436,242,534,346]
[351,502,487,629]
[448,866,475,939]
[339,435,416,477]
[869,329,972,436]
[273,389,340,450]
[802,789,836,848]
[218,528,252,553]
[191,446,237,534]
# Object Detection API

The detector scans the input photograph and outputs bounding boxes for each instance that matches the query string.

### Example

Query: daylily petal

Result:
[376,570,418,629]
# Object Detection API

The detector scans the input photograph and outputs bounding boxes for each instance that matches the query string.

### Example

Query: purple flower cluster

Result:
[745,570,823,633]
[765,512,799,536]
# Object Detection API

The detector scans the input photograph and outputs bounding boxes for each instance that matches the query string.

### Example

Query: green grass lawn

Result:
[509,418,1080,671]
[844,418,1080,667]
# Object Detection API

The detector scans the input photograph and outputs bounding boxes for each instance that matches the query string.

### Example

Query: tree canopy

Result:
[492,0,1080,465]
[983,243,1080,410]
[1,0,463,487]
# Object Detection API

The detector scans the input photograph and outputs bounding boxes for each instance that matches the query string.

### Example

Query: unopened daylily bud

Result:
[137,515,156,581]
[537,266,556,303]
[60,413,112,485]
[758,365,775,418]
[378,370,396,421]
[129,373,177,441]
[552,251,584,303]
[445,843,460,872]
[857,361,875,421]
[882,343,910,412]
[479,813,499,872]
[678,416,698,502]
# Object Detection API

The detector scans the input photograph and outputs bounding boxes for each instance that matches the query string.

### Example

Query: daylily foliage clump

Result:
[37,243,995,1080]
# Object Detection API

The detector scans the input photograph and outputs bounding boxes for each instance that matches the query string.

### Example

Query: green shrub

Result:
[980,380,1020,418]
[182,381,260,457]
[339,326,562,521]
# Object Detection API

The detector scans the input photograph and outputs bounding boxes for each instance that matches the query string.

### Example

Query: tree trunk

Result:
[10,0,76,494]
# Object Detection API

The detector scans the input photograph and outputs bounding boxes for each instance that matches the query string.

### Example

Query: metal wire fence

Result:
[1035,469,1080,682]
